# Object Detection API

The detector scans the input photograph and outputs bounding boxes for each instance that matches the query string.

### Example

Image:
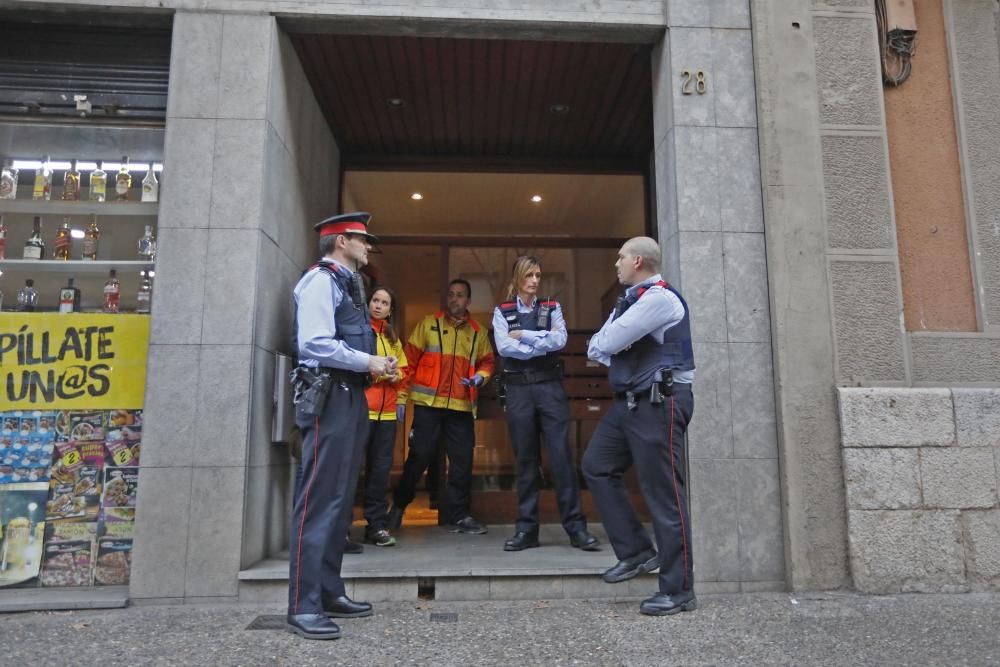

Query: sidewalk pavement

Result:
[1,592,998,666]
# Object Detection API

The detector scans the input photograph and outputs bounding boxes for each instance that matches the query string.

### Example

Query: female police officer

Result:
[492,256,599,552]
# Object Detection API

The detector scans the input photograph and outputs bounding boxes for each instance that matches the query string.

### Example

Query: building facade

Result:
[2,0,998,602]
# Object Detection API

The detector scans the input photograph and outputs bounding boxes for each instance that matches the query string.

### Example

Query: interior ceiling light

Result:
[387,98,406,109]
[531,195,543,203]
[411,192,423,200]
[548,103,570,115]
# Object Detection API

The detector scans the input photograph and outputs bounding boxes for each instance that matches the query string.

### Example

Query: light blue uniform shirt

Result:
[294,258,371,373]
[586,274,695,384]
[492,296,568,360]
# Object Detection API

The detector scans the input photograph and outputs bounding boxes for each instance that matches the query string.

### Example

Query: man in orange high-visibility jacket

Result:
[388,278,495,534]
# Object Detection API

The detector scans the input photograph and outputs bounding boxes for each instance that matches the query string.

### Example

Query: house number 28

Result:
[680,70,707,95]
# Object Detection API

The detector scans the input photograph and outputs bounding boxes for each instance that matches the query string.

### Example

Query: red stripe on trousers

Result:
[668,396,690,590]
[293,416,320,613]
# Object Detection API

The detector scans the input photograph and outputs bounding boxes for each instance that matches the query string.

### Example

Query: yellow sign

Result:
[0,313,149,410]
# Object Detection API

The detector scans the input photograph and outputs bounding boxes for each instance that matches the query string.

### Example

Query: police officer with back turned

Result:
[287,212,398,640]
[582,236,697,617]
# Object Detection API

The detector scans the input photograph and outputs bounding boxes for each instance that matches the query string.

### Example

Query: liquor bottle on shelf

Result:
[54,217,73,260]
[62,159,81,201]
[32,156,53,201]
[137,224,157,261]
[115,156,131,202]
[82,214,100,260]
[103,269,121,313]
[23,216,45,259]
[0,158,17,199]
[136,270,153,314]
[17,279,38,311]
[58,277,81,313]
[89,160,107,202]
[141,164,158,202]
[0,214,6,259]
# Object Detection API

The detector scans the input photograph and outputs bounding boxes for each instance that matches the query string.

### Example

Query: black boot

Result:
[602,548,659,583]
[344,532,364,554]
[639,590,697,616]
[503,530,540,551]
[569,530,601,551]
[324,595,374,618]
[287,613,341,639]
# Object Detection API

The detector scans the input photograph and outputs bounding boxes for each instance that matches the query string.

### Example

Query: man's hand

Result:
[508,330,524,341]
[460,375,485,388]
[368,355,396,376]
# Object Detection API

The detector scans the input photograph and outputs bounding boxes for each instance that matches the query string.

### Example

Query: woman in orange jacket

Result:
[362,286,409,546]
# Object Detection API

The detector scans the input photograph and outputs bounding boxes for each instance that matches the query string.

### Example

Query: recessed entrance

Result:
[288,30,657,530]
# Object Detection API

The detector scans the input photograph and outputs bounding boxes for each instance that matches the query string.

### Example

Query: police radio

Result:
[349,272,366,309]
[538,297,552,329]
[614,295,629,319]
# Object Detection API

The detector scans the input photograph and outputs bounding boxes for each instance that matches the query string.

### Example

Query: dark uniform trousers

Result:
[582,384,694,594]
[288,374,369,615]
[393,405,474,524]
[505,379,586,535]
[363,419,398,531]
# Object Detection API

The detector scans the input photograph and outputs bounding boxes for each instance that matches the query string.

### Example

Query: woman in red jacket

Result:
[362,286,409,546]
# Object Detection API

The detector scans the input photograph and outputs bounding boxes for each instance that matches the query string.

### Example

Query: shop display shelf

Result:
[0,259,154,274]
[0,200,158,217]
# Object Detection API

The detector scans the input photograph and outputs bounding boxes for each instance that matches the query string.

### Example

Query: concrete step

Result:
[0,585,129,612]
[239,524,784,602]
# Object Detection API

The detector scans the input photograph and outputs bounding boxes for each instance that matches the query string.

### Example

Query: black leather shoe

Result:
[602,548,659,583]
[503,531,540,551]
[569,530,601,551]
[387,505,404,531]
[640,590,697,616]
[324,595,373,619]
[344,536,364,554]
[287,613,341,639]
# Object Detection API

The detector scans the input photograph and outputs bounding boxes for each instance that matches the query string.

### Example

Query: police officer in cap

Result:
[493,255,599,552]
[287,212,398,640]
[582,236,697,616]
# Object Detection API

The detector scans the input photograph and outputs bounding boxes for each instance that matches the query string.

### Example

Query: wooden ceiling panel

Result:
[289,33,653,171]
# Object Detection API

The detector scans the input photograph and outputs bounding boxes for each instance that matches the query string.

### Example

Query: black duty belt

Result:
[502,366,563,385]
[612,383,692,399]
[307,366,368,385]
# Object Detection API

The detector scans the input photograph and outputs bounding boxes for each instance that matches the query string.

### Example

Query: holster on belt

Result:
[290,366,333,417]
[649,369,674,404]
[619,370,674,411]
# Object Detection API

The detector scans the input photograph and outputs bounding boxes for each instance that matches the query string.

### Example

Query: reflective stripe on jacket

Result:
[365,318,409,421]
[399,311,495,413]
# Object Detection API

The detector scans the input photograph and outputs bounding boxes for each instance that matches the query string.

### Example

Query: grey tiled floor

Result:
[241,523,617,580]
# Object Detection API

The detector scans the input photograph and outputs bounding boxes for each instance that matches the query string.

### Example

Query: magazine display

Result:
[0,409,142,588]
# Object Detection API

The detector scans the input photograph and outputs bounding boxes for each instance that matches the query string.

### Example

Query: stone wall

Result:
[749,0,850,590]
[243,23,343,571]
[24,0,666,35]
[654,0,786,593]
[131,11,341,603]
[840,388,1000,593]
